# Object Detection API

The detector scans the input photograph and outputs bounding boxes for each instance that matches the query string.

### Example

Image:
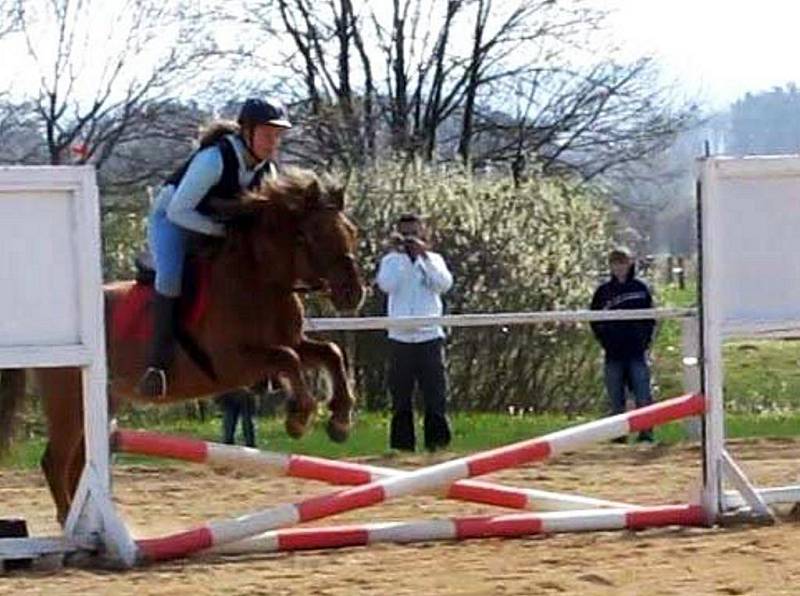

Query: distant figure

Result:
[216,387,257,447]
[376,213,454,452]
[590,247,656,443]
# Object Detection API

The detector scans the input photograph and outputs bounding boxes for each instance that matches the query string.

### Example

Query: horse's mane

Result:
[247,167,343,214]
[216,168,349,286]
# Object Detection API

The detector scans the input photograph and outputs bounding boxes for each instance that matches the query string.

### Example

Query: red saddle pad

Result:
[111,261,212,342]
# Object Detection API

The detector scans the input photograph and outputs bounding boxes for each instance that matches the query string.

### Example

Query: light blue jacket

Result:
[151,134,275,236]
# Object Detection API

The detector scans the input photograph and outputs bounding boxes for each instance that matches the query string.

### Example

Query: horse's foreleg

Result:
[243,346,315,439]
[295,339,354,443]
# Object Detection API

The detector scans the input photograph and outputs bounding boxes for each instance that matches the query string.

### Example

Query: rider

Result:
[137,98,292,398]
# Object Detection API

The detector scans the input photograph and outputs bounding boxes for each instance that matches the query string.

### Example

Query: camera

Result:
[389,232,423,258]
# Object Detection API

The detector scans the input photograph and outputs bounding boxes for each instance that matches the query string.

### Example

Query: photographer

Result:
[376,214,453,452]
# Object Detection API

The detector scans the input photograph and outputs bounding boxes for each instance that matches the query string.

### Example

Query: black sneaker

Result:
[390,443,416,453]
[425,440,451,453]
[611,436,628,445]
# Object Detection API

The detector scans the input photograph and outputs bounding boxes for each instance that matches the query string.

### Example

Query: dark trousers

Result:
[388,338,451,451]
[604,354,653,435]
[217,389,256,447]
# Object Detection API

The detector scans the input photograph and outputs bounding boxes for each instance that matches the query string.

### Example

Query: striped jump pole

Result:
[211,504,706,556]
[113,430,634,512]
[135,393,705,563]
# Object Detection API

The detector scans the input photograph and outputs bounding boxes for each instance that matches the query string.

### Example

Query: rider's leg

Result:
[137,210,186,398]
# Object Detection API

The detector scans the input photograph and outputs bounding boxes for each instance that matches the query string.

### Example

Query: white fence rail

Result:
[305,307,696,332]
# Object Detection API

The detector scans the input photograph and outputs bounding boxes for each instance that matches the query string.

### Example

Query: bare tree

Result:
[471,59,698,181]
[3,0,234,188]
[418,0,464,160]
[0,0,21,143]
[455,0,585,164]
[244,0,699,180]
[264,0,380,169]
[0,0,18,37]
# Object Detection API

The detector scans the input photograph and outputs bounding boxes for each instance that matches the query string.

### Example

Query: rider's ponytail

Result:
[197,120,240,149]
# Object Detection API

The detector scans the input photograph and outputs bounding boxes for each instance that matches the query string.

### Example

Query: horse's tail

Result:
[0,369,27,455]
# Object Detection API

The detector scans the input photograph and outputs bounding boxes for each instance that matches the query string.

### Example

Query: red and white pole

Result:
[210,504,706,556]
[134,393,705,563]
[113,430,634,511]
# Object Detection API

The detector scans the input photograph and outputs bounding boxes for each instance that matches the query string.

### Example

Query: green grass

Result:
[8,408,799,471]
[652,281,800,412]
[6,279,800,471]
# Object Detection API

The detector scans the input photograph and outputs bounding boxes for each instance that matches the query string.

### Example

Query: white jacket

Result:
[376,250,453,343]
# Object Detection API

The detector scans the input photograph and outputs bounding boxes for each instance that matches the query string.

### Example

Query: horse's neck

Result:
[201,240,303,346]
[213,236,298,292]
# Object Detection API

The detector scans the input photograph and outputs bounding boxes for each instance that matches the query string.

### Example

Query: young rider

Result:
[137,98,292,397]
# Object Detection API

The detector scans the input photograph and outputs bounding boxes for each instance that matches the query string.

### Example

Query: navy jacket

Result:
[589,265,655,359]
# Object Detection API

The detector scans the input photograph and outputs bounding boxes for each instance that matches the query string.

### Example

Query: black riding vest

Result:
[165,136,275,215]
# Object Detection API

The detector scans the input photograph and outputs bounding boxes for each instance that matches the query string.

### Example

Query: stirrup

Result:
[137,367,167,398]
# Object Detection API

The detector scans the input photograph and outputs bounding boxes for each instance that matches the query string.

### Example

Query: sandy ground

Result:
[2,438,800,595]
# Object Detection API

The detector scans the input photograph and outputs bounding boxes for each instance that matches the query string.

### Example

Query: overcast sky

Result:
[604,0,800,108]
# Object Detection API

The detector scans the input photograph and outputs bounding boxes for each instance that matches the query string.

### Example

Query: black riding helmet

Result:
[237,98,292,129]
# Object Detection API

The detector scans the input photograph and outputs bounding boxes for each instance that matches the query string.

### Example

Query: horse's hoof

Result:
[326,418,350,443]
[285,413,311,439]
[285,417,305,439]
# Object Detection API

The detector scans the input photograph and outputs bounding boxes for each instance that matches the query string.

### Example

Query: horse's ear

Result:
[304,179,322,210]
[321,173,346,210]
[328,185,345,211]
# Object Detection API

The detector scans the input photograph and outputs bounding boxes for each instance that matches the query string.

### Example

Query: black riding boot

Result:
[137,293,179,398]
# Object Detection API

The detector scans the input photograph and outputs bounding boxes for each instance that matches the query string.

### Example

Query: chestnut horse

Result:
[0,168,364,525]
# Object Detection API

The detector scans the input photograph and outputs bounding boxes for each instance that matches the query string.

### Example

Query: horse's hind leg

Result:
[246,346,315,439]
[295,339,354,443]
[38,368,87,525]
[40,443,69,525]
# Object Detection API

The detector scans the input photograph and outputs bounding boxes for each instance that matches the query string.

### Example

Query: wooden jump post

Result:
[0,167,135,569]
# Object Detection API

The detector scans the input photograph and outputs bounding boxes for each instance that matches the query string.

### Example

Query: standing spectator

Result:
[590,247,656,443]
[376,214,454,452]
[216,387,257,447]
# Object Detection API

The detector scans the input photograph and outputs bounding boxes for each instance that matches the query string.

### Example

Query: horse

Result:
[0,168,365,525]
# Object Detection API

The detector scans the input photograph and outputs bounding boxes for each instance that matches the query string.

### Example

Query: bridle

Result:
[285,219,357,295]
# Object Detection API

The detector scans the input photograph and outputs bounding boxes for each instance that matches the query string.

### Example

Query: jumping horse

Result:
[0,168,365,524]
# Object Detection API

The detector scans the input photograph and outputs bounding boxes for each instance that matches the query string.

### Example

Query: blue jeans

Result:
[148,209,187,297]
[604,355,652,417]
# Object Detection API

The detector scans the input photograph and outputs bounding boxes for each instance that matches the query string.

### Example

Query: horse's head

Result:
[291,174,365,312]
[226,169,365,312]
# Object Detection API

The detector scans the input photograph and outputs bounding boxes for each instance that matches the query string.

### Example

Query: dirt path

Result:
[3,438,800,595]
